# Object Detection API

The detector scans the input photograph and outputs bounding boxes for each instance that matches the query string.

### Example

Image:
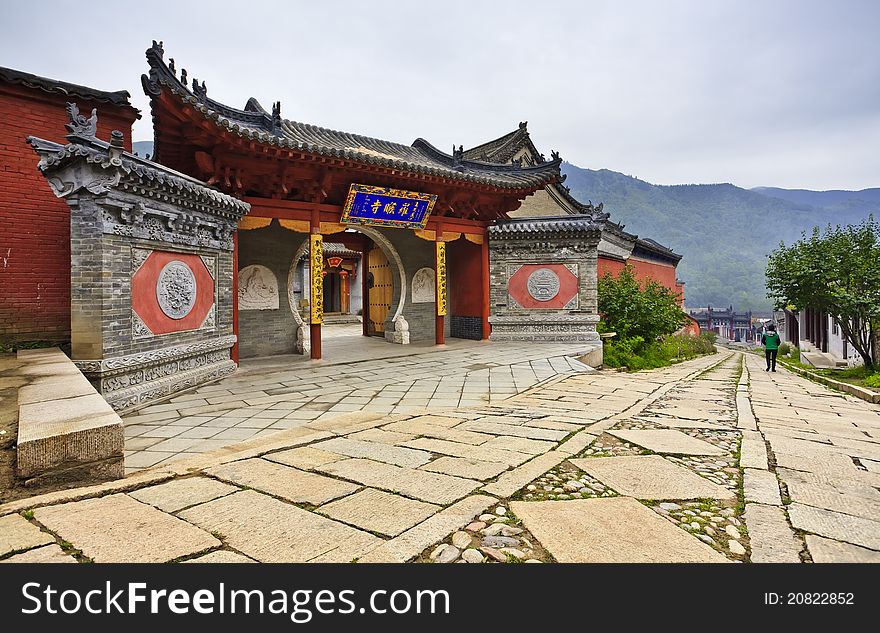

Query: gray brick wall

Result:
[238,223,306,358]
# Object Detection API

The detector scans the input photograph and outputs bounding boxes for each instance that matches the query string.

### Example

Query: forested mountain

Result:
[562,163,875,312]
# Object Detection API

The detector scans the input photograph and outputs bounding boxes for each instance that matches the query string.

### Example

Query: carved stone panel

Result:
[238,264,279,310]
[411,267,435,304]
[156,260,197,319]
[526,268,561,302]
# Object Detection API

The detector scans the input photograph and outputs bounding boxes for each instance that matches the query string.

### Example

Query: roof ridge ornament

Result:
[65,102,97,138]
[452,144,464,170]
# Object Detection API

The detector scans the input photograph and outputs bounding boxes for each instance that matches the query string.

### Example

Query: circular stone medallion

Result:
[156,260,197,320]
[526,268,561,302]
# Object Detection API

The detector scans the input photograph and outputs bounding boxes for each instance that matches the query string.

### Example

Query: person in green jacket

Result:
[761,322,781,372]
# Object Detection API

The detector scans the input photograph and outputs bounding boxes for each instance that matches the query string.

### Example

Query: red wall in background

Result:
[0,83,138,344]
[598,255,679,296]
[448,238,482,316]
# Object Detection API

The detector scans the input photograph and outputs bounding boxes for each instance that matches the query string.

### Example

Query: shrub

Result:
[598,265,685,344]
[603,332,715,371]
[790,346,801,362]
[863,373,880,388]
[778,342,791,356]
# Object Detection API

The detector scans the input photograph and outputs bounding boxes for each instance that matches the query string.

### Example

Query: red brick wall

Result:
[598,255,680,296]
[0,83,137,344]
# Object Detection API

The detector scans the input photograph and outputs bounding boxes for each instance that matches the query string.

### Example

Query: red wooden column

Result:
[309,208,323,360]
[231,229,240,364]
[435,222,446,345]
[481,227,490,340]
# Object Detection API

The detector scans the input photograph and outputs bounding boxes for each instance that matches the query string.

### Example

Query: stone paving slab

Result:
[400,437,532,467]
[635,416,724,430]
[348,428,416,444]
[739,436,769,470]
[128,477,239,513]
[553,430,598,456]
[511,498,729,563]
[0,513,55,556]
[311,437,432,468]
[209,457,360,505]
[317,488,439,537]
[608,429,725,455]
[179,490,382,562]
[787,502,880,551]
[777,467,880,500]
[743,468,782,505]
[318,458,479,505]
[482,451,569,498]
[33,494,220,562]
[805,535,880,563]
[263,446,344,470]
[182,551,255,563]
[420,456,509,480]
[783,478,880,520]
[458,420,568,441]
[570,455,735,500]
[743,503,802,563]
[481,435,556,455]
[0,544,76,563]
[358,494,496,563]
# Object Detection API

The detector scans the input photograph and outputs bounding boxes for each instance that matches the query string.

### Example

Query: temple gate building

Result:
[3,40,688,422]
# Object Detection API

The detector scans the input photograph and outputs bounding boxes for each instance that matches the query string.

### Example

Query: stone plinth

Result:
[16,347,124,482]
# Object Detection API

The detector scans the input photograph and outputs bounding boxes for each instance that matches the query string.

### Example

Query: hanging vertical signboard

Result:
[436,241,447,316]
[310,233,324,324]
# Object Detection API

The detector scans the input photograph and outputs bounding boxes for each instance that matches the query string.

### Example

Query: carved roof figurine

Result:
[26,105,250,221]
[141,41,562,192]
[64,102,98,138]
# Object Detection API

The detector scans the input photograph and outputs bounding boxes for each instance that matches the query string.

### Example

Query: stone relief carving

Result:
[527,268,561,302]
[238,264,279,310]
[411,267,435,303]
[156,260,198,319]
[131,312,153,339]
[131,246,152,274]
[74,336,236,376]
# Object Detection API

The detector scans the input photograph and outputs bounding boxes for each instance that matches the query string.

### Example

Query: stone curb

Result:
[778,361,880,404]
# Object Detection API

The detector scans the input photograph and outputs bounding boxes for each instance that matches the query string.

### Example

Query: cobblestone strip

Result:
[737,353,803,562]
[357,494,497,563]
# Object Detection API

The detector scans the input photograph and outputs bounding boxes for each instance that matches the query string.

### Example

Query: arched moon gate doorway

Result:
[286,225,408,355]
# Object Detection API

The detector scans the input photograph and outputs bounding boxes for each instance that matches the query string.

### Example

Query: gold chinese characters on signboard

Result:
[436,241,447,316]
[310,233,323,324]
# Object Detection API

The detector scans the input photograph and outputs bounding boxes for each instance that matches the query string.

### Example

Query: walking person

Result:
[761,322,781,372]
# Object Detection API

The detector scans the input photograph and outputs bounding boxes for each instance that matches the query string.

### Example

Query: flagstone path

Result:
[2,348,879,563]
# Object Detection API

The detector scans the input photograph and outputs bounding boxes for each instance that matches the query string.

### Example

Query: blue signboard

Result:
[341,184,437,229]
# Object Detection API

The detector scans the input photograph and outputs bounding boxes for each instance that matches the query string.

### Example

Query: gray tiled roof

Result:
[489,216,602,237]
[142,42,561,191]
[0,65,135,108]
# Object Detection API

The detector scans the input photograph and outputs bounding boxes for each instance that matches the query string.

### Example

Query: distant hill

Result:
[562,163,876,312]
[752,186,880,215]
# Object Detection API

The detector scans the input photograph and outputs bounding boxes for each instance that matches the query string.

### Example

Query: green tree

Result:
[766,217,880,369]
[598,265,686,345]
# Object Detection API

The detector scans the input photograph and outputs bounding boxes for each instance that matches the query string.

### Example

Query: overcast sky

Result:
[2,0,877,190]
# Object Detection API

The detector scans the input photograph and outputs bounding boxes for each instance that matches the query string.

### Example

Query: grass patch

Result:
[603,332,717,372]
